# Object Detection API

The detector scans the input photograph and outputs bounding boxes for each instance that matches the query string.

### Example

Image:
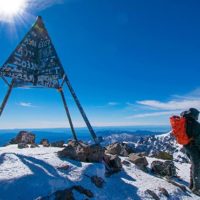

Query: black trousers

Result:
[185,143,200,190]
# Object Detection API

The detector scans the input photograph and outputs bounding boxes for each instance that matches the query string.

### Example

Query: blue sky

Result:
[0,0,200,129]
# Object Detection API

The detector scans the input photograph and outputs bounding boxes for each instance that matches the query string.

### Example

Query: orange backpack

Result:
[170,116,191,145]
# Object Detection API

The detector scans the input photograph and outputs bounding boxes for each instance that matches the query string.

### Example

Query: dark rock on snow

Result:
[58,141,104,163]
[103,154,122,175]
[105,142,134,156]
[57,164,70,170]
[122,160,131,167]
[145,189,160,200]
[30,143,39,148]
[151,160,177,177]
[129,153,148,170]
[38,185,93,200]
[40,139,50,147]
[158,187,170,198]
[18,143,29,149]
[51,140,65,148]
[10,131,35,144]
[152,151,173,160]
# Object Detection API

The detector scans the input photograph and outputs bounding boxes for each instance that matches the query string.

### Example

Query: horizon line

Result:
[0,124,170,131]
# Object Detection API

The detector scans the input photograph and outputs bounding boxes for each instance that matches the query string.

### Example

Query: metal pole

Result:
[59,88,78,141]
[0,79,14,117]
[38,18,99,143]
[64,76,98,143]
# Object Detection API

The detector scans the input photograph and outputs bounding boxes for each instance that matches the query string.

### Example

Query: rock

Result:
[129,153,148,170]
[51,140,65,148]
[10,131,35,144]
[55,189,74,200]
[57,164,70,170]
[151,160,177,177]
[153,151,173,160]
[158,187,170,198]
[40,139,50,147]
[145,189,160,200]
[122,160,131,166]
[105,142,134,156]
[166,178,187,192]
[18,143,29,149]
[38,185,93,200]
[72,185,94,198]
[91,176,105,188]
[135,133,179,159]
[103,154,122,176]
[30,143,39,148]
[58,141,104,163]
[135,152,147,157]
[67,140,78,147]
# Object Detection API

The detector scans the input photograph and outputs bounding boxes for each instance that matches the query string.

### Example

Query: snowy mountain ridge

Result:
[0,144,196,200]
[0,131,196,199]
[103,131,189,163]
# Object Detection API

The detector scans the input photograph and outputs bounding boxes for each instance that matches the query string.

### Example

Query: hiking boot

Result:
[192,188,200,196]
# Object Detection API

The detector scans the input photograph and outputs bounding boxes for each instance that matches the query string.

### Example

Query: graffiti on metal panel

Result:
[0,17,64,88]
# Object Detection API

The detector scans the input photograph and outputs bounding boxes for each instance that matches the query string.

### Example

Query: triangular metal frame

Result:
[0,16,100,144]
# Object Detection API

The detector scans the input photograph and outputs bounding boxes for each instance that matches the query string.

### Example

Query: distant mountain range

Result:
[0,126,169,147]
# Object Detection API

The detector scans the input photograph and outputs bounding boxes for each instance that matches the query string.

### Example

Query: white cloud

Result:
[172,88,200,100]
[137,99,200,110]
[18,102,37,108]
[126,110,180,119]
[126,88,200,119]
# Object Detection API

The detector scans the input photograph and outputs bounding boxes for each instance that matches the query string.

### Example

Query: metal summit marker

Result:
[0,16,100,144]
[0,16,64,88]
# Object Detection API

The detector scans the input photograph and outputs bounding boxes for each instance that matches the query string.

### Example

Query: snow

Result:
[155,131,172,139]
[0,145,199,200]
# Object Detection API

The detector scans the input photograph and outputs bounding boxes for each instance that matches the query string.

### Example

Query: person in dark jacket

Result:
[181,108,200,195]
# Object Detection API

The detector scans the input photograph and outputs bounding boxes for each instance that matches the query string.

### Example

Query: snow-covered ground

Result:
[0,145,198,200]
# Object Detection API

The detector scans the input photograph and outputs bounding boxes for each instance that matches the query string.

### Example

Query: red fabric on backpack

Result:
[170,116,191,145]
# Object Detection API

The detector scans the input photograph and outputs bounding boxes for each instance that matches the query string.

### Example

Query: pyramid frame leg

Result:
[64,76,98,144]
[0,79,14,117]
[59,87,78,141]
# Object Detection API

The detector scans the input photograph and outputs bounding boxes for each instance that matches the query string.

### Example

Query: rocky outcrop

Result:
[158,187,170,198]
[10,131,35,144]
[58,141,105,163]
[103,154,122,176]
[18,143,29,149]
[129,153,148,170]
[153,151,173,160]
[39,185,94,200]
[145,189,160,200]
[105,142,134,156]
[51,141,65,148]
[151,160,177,177]
[30,143,39,148]
[57,164,70,171]
[40,139,50,147]
[134,132,190,163]
[135,133,176,155]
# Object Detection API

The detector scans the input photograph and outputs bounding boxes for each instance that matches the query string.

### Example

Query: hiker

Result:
[180,108,200,195]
